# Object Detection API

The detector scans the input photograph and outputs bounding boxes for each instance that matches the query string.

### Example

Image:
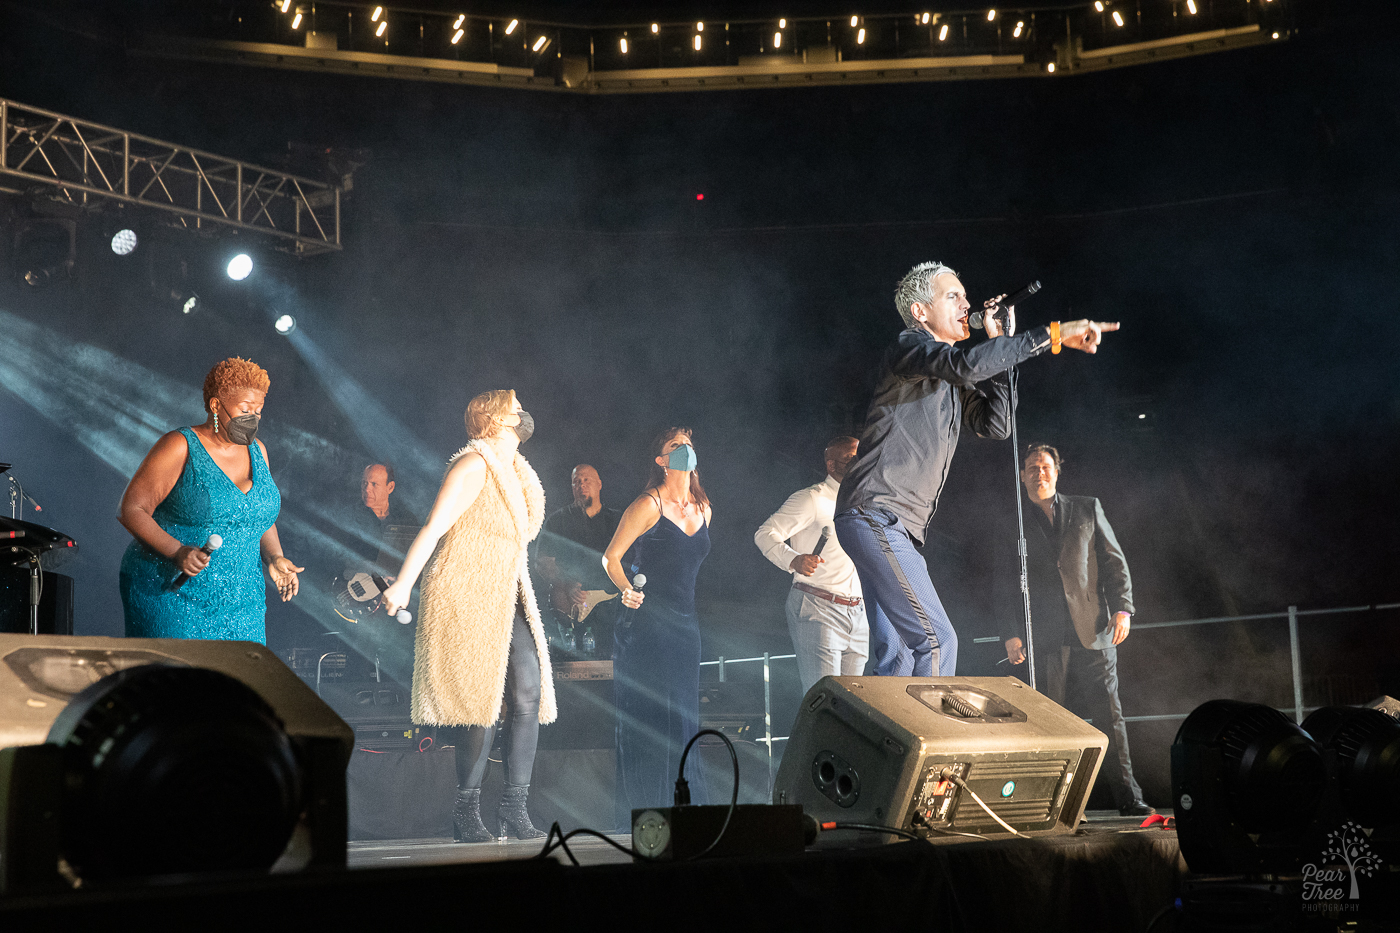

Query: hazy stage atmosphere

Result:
[2,0,1399,822]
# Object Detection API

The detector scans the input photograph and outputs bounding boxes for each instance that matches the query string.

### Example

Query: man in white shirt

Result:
[755,437,868,694]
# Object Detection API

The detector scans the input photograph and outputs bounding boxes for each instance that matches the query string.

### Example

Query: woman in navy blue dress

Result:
[604,427,712,822]
[118,357,303,642]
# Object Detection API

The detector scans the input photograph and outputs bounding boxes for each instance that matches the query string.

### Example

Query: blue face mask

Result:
[667,444,698,472]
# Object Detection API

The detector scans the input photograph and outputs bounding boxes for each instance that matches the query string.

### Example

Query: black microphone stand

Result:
[1008,366,1036,691]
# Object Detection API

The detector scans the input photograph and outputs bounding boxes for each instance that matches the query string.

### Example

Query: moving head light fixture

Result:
[0,637,353,895]
[1173,697,1400,874]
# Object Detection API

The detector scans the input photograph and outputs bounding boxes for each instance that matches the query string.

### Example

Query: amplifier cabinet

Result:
[774,676,1107,841]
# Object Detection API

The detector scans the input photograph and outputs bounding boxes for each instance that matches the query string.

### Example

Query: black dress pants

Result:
[1038,643,1145,809]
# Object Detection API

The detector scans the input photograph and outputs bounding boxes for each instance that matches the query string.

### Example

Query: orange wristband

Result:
[1050,321,1062,354]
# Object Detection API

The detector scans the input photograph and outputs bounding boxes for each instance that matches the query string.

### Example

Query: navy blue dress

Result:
[614,509,710,822]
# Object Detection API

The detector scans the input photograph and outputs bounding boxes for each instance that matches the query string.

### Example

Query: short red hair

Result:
[202,357,270,412]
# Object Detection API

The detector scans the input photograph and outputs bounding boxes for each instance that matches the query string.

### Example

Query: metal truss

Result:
[0,98,341,254]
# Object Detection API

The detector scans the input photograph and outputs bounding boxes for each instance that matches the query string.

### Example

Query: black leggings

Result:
[443,611,542,789]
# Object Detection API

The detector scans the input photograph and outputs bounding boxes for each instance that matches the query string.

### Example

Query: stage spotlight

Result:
[453,14,464,29]
[1013,21,1023,37]
[774,31,781,48]
[505,18,518,35]
[1302,705,1400,855]
[452,28,463,44]
[227,253,253,281]
[857,28,865,44]
[1112,11,1124,26]
[274,315,297,335]
[650,22,658,33]
[1187,0,1197,12]
[620,37,628,53]
[987,9,996,22]
[696,21,703,32]
[280,0,291,11]
[376,20,387,37]
[1172,699,1327,874]
[693,34,701,50]
[182,294,199,315]
[532,34,548,52]
[1046,62,1055,73]
[779,18,786,28]
[939,23,949,40]
[291,10,303,29]
[850,15,858,27]
[371,6,382,22]
[922,12,931,25]
[0,646,353,895]
[110,229,138,256]
[1095,1,1104,11]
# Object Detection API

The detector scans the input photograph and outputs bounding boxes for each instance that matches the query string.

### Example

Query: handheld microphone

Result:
[812,527,831,557]
[969,280,1041,329]
[619,573,646,631]
[394,609,412,624]
[169,534,222,591]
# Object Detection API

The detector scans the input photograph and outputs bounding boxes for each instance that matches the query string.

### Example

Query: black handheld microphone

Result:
[970,280,1041,329]
[812,527,832,557]
[169,534,222,591]
[618,572,646,631]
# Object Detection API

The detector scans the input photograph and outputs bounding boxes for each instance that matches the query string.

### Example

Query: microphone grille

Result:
[206,534,223,550]
[396,610,412,624]
[632,573,647,588]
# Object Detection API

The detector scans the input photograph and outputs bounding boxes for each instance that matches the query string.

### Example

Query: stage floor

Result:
[346,809,1165,869]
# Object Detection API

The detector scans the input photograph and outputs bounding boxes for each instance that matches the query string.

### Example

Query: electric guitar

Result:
[331,570,391,623]
[569,589,618,624]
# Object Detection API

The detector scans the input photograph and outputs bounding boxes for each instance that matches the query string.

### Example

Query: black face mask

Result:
[512,411,535,444]
[224,413,261,446]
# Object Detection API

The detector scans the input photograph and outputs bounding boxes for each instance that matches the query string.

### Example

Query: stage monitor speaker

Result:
[774,676,1107,842]
[0,634,354,894]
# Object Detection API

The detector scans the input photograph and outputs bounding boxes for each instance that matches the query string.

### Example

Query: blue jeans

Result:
[834,508,958,677]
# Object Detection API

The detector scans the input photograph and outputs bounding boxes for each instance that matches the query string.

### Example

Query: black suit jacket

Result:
[1002,494,1134,651]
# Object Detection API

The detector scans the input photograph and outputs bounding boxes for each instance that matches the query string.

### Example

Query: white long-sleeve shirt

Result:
[754,475,862,599]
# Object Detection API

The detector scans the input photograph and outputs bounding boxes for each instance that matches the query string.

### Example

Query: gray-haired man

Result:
[834,260,1119,677]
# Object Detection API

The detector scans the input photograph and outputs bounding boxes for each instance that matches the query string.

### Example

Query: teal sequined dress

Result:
[120,427,281,642]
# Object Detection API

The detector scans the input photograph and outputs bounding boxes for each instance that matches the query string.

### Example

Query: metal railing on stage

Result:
[699,651,796,792]
[715,600,1400,794]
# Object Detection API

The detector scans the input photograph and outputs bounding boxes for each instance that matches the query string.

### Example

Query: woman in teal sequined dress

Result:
[119,357,303,643]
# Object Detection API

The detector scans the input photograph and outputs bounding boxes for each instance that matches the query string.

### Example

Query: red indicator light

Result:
[696,193,704,200]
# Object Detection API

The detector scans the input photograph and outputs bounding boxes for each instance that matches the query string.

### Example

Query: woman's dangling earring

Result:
[213,409,219,434]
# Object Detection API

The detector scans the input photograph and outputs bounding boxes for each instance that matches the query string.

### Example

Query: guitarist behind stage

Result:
[331,462,423,622]
[533,464,624,660]
[351,462,422,567]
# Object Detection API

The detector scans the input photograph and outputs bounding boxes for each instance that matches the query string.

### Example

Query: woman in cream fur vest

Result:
[383,389,556,843]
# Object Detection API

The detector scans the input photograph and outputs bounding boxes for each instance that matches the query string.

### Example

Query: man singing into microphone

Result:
[834,261,1119,676]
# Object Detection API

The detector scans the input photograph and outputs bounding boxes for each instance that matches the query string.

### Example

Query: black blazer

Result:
[1005,494,1134,651]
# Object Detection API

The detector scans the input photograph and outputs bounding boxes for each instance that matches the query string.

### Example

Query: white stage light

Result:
[1112,11,1124,26]
[274,315,297,335]
[110,229,138,256]
[227,254,253,281]
[939,23,949,40]
[505,19,518,35]
[182,295,199,315]
[620,37,628,53]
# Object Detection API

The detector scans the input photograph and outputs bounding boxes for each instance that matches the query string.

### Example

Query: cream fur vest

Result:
[411,439,556,727]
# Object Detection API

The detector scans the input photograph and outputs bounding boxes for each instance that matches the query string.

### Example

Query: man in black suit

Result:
[1002,443,1153,817]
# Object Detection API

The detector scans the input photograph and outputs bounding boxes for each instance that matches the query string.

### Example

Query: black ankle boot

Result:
[453,789,496,843]
[497,783,544,840]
